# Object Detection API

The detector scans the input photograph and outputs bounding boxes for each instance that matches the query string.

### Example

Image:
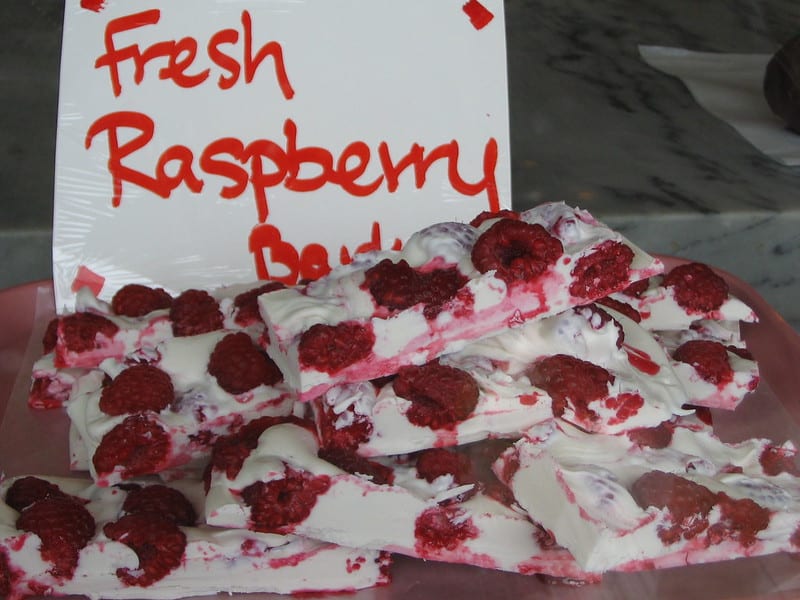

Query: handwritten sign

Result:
[53,0,511,311]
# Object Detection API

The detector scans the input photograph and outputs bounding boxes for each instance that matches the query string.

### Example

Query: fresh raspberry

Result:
[318,448,394,485]
[393,361,479,429]
[241,467,332,533]
[42,318,59,354]
[470,219,563,285]
[207,332,283,394]
[596,296,642,323]
[59,312,120,353]
[92,415,171,480]
[631,471,717,544]
[760,446,800,477]
[414,506,479,552]
[415,448,474,485]
[663,262,728,313]
[314,398,373,453]
[98,364,174,416]
[569,241,634,300]
[169,289,224,337]
[122,484,197,526]
[627,423,674,449]
[707,493,770,547]
[362,259,467,319]
[298,321,375,374]
[103,513,186,587]
[16,497,95,579]
[527,354,613,421]
[233,282,285,326]
[673,340,734,386]
[111,284,173,317]
[205,416,308,487]
[469,209,520,228]
[5,476,69,513]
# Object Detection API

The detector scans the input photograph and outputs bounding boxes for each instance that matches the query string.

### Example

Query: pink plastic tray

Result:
[2,257,800,600]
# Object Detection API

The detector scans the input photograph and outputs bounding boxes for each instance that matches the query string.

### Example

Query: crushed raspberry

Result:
[469,209,519,228]
[393,361,479,429]
[5,477,69,513]
[315,399,373,453]
[58,312,120,353]
[298,321,375,374]
[111,284,173,318]
[415,448,474,485]
[362,259,467,319]
[663,262,728,313]
[621,278,650,298]
[233,282,286,326]
[470,219,563,285]
[169,289,224,337]
[0,549,11,597]
[673,340,734,386]
[98,364,174,416]
[122,484,197,526]
[596,296,642,323]
[318,448,394,485]
[241,467,332,533]
[569,241,635,300]
[92,415,171,480]
[627,423,674,449]
[414,506,479,552]
[16,497,95,579]
[759,446,800,477]
[527,354,613,421]
[206,416,308,487]
[42,318,59,354]
[605,392,644,426]
[28,376,70,410]
[631,471,717,545]
[707,493,770,547]
[207,332,283,394]
[104,513,186,587]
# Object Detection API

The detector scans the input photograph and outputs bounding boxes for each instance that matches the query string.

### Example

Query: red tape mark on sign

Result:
[71,265,106,297]
[80,0,106,12]
[462,0,494,30]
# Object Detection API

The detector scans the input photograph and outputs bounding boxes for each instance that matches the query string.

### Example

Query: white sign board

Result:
[53,0,511,312]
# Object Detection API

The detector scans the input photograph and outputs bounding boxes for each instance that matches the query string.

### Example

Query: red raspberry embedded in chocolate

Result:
[208,332,283,394]
[122,484,197,526]
[98,364,174,416]
[5,477,69,513]
[415,448,474,485]
[111,284,173,318]
[596,296,642,323]
[707,493,770,547]
[469,209,520,228]
[0,549,12,598]
[92,415,171,480]
[621,278,650,298]
[241,467,332,533]
[663,262,728,313]
[318,448,394,485]
[298,321,375,374]
[314,397,373,453]
[631,471,717,545]
[627,423,674,449]
[605,392,644,426]
[414,506,479,552]
[673,340,734,386]
[393,361,479,430]
[470,219,564,285]
[527,354,613,421]
[104,513,186,587]
[759,445,800,477]
[233,281,286,327]
[569,241,635,300]
[42,318,59,354]
[169,289,224,337]
[59,312,120,353]
[16,497,95,579]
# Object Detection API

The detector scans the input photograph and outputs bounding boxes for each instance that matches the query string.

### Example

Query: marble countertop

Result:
[1,0,798,327]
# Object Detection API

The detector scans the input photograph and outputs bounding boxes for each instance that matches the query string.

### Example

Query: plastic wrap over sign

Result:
[53,0,511,313]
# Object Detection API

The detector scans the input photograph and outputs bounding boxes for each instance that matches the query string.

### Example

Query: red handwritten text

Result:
[94,9,294,98]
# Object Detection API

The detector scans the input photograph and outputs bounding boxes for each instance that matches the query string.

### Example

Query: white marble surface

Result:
[1,1,798,328]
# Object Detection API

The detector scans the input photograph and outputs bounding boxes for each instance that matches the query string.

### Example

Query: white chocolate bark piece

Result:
[310,305,690,458]
[28,353,86,410]
[67,329,294,486]
[204,421,596,582]
[494,419,800,573]
[0,476,389,599]
[259,202,663,401]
